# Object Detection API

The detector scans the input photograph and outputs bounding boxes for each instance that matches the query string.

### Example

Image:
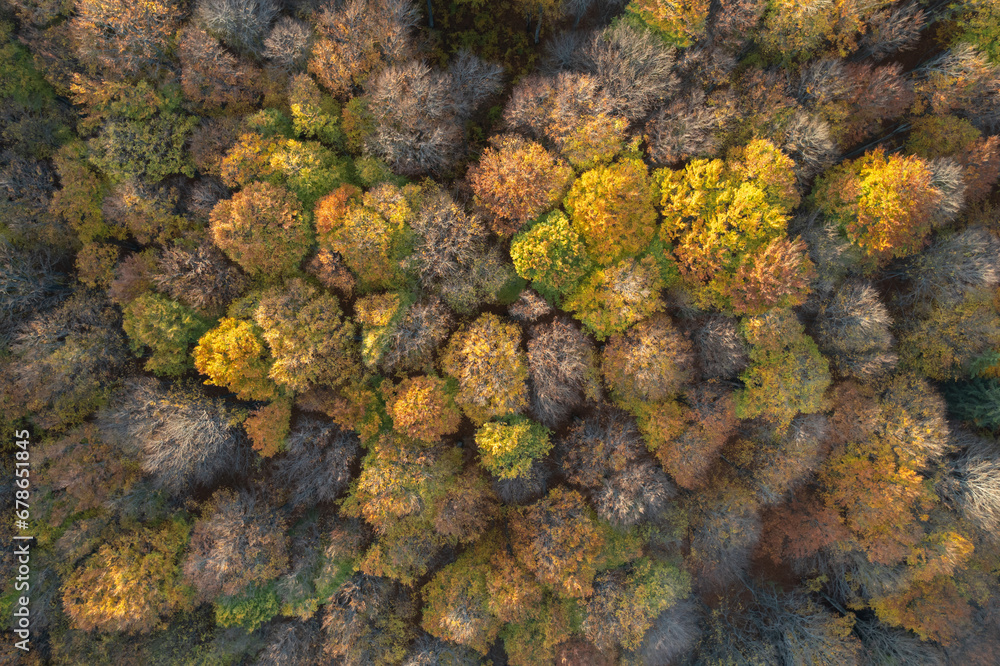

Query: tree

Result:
[906,114,1000,204]
[564,158,659,266]
[510,211,592,304]
[179,26,261,110]
[856,2,925,60]
[77,80,197,184]
[912,45,1000,133]
[209,182,310,277]
[341,434,462,533]
[577,21,678,119]
[123,293,214,377]
[378,298,453,373]
[943,377,1000,431]
[244,398,291,458]
[468,134,574,236]
[563,255,666,341]
[194,0,279,56]
[813,149,943,265]
[288,73,344,146]
[253,279,359,392]
[322,574,416,666]
[406,186,483,279]
[315,186,410,291]
[476,416,553,480]
[686,476,762,586]
[6,290,126,430]
[183,488,288,601]
[101,178,194,246]
[441,313,529,424]
[895,227,1000,314]
[502,71,629,171]
[403,635,484,666]
[582,558,691,653]
[62,518,192,634]
[193,317,282,401]
[749,586,863,666]
[940,435,1000,532]
[897,290,1000,381]
[70,0,181,77]
[601,313,694,406]
[366,57,502,176]
[512,487,606,598]
[387,375,462,443]
[724,236,815,315]
[308,0,419,97]
[637,598,702,665]
[274,417,360,508]
[432,470,499,544]
[645,90,725,166]
[657,140,803,311]
[527,318,599,427]
[264,17,312,71]
[151,244,247,317]
[736,309,832,429]
[625,0,711,49]
[694,314,749,379]
[813,280,898,380]
[638,382,738,489]
[759,0,880,61]
[420,542,502,654]
[0,241,62,341]
[100,377,249,493]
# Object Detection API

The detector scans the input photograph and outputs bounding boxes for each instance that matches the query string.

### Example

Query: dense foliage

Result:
[3,1,1000,664]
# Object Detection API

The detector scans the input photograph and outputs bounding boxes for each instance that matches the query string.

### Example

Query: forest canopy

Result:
[2,0,1000,664]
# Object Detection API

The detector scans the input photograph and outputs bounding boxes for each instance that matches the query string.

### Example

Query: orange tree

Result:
[209,182,311,277]
[813,148,943,265]
[469,134,575,236]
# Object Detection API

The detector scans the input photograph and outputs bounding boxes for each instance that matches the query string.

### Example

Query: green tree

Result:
[253,279,359,392]
[123,293,214,377]
[736,309,832,429]
[510,210,592,304]
[475,416,553,480]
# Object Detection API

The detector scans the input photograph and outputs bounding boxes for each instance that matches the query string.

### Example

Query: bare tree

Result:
[254,617,323,665]
[638,598,702,665]
[940,434,1000,534]
[856,3,926,61]
[183,487,289,601]
[264,17,312,71]
[577,22,678,119]
[528,318,598,427]
[152,243,248,316]
[814,281,897,380]
[195,0,280,56]
[274,417,361,508]
[100,377,249,494]
[694,314,749,379]
[645,90,722,165]
[896,227,1000,313]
